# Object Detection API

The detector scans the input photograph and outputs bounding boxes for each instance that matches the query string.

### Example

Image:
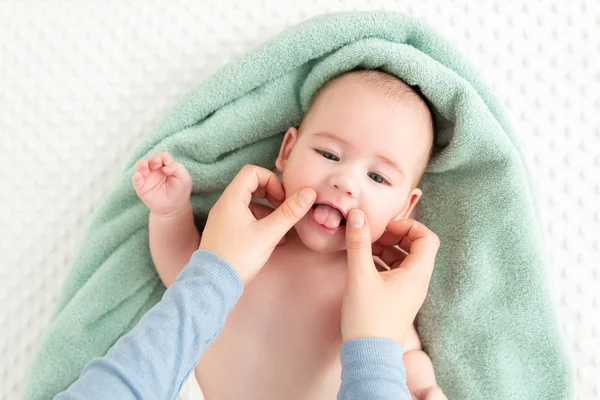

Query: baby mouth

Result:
[311,203,346,229]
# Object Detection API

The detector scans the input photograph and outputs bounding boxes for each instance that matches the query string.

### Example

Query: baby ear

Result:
[275,127,299,172]
[392,188,422,221]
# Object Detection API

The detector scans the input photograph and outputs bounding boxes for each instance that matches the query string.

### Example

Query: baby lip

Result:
[315,201,347,219]
[311,202,347,226]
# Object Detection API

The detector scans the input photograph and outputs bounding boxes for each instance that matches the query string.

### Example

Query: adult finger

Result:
[386,220,439,255]
[345,209,377,281]
[247,167,286,205]
[259,187,316,242]
[372,244,407,269]
[252,187,285,208]
[386,219,440,277]
[385,218,433,243]
[376,228,412,254]
[373,256,390,272]
[248,201,275,220]
[226,165,286,207]
[249,198,288,245]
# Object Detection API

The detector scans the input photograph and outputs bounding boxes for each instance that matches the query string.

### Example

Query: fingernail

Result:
[348,210,364,228]
[297,189,315,207]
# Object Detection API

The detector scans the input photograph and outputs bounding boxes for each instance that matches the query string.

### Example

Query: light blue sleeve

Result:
[55,249,411,400]
[55,249,244,400]
[338,338,411,400]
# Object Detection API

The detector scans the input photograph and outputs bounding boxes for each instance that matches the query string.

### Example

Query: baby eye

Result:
[316,150,340,161]
[368,172,388,185]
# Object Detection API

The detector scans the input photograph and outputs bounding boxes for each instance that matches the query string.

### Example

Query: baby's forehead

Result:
[314,77,425,114]
[305,73,433,143]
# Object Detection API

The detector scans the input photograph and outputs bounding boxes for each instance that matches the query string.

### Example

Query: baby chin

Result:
[294,208,348,253]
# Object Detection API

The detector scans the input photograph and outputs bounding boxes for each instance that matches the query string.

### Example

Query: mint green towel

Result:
[23,11,572,399]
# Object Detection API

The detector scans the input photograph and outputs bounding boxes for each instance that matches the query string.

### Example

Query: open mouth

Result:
[310,203,346,233]
[312,203,346,229]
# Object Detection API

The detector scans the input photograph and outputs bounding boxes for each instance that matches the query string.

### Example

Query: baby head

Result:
[275,69,434,253]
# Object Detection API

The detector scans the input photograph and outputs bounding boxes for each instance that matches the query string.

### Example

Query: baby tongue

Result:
[313,204,343,229]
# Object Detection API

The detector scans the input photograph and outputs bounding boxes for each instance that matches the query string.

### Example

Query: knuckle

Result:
[240,164,253,174]
[279,201,299,221]
[346,236,369,251]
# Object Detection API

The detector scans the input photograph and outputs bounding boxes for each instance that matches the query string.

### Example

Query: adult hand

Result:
[199,164,316,285]
[341,209,440,345]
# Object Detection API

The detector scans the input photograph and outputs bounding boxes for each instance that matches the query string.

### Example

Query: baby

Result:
[133,69,445,400]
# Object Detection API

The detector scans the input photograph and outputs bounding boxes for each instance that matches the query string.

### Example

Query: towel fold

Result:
[23,11,573,400]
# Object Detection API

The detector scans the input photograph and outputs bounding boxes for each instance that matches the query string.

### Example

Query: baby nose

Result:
[331,173,357,197]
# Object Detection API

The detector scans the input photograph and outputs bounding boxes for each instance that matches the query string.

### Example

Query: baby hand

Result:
[412,386,447,400]
[132,152,193,216]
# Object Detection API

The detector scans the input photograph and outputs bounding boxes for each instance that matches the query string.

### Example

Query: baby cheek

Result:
[281,165,299,190]
[282,172,307,201]
[371,225,387,243]
[366,214,387,241]
[283,167,313,198]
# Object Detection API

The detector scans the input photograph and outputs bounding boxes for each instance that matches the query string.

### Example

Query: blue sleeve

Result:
[55,249,243,400]
[55,249,411,400]
[338,338,411,400]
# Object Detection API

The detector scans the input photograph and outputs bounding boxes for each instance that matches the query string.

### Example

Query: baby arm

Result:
[403,324,447,400]
[149,204,201,287]
[133,152,200,288]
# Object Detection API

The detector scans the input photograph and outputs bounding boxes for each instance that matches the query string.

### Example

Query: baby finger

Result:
[159,152,174,166]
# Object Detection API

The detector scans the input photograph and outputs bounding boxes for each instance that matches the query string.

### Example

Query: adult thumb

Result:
[260,188,316,242]
[345,209,376,281]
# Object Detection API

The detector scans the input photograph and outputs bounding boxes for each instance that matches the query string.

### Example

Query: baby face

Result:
[275,76,431,253]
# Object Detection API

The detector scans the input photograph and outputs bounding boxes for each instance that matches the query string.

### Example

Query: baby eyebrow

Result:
[376,154,404,177]
[313,131,404,177]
